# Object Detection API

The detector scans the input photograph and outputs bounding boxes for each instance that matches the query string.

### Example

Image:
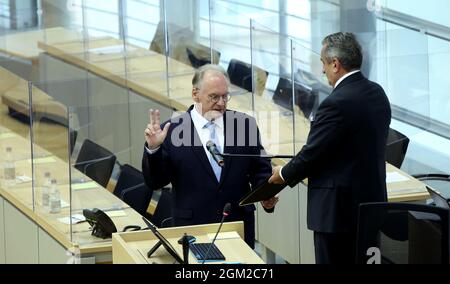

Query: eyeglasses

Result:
[208,94,231,103]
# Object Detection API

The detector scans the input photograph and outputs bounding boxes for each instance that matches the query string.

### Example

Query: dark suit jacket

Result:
[142,106,272,247]
[282,72,391,233]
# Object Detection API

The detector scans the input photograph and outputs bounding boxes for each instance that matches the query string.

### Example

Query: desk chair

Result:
[151,188,174,228]
[74,139,116,188]
[385,128,409,168]
[113,164,153,216]
[150,21,192,55]
[426,186,450,209]
[227,59,268,96]
[150,21,220,68]
[414,174,450,201]
[356,202,450,264]
[184,42,221,68]
[272,77,318,119]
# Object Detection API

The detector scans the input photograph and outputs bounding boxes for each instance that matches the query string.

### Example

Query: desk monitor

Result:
[239,179,287,206]
[273,77,319,120]
[142,217,184,264]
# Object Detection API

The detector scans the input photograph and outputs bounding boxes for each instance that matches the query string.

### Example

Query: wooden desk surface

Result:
[0,122,148,254]
[36,33,430,202]
[0,27,84,62]
[112,222,264,264]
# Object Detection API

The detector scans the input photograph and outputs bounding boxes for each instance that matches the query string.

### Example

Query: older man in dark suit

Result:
[142,64,278,248]
[269,32,391,264]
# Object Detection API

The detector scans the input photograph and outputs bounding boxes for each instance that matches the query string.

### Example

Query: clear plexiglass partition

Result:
[29,80,72,239]
[0,67,33,209]
[30,89,150,246]
[209,0,253,113]
[291,39,331,154]
[250,19,296,162]
[67,102,148,245]
[375,24,431,138]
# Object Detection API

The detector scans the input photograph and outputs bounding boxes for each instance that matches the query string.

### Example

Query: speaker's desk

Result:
[112,221,264,264]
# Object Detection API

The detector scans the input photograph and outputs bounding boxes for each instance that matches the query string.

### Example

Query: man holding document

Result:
[269,33,391,264]
[142,64,278,248]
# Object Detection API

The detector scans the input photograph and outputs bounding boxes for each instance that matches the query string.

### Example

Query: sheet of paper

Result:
[71,181,98,191]
[89,45,136,55]
[57,214,86,225]
[0,132,17,140]
[207,231,241,241]
[61,199,70,209]
[27,157,57,165]
[386,172,410,184]
[105,210,127,218]
[16,175,32,184]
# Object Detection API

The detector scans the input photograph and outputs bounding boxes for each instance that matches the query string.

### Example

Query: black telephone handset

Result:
[83,208,117,239]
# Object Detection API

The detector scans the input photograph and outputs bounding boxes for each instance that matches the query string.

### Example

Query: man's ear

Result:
[192,88,200,102]
[332,58,340,73]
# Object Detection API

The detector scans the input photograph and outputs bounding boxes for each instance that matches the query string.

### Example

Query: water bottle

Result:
[42,172,51,207]
[49,179,61,214]
[3,147,16,187]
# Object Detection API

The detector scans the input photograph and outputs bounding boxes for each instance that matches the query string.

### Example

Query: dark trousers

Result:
[314,231,356,264]
[243,214,255,249]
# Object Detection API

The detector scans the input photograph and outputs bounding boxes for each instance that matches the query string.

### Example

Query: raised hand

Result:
[144,109,171,150]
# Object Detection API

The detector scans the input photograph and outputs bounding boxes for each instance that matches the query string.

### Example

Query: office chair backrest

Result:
[113,164,153,216]
[273,77,319,119]
[356,202,450,264]
[414,174,450,203]
[150,21,220,68]
[176,41,221,68]
[150,21,190,55]
[151,188,174,228]
[227,59,268,96]
[385,128,410,168]
[427,186,450,209]
[74,139,116,188]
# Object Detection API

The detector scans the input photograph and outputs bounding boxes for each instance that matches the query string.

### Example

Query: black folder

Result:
[239,179,287,206]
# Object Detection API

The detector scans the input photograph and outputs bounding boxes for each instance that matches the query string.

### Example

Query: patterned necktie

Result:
[204,121,222,182]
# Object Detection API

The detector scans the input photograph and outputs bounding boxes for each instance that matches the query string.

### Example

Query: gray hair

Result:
[192,64,230,89]
[322,32,363,71]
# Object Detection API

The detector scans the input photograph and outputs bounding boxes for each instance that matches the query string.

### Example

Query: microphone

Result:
[201,203,231,264]
[206,141,225,167]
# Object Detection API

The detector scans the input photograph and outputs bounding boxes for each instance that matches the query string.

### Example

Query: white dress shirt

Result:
[146,107,224,159]
[334,70,360,89]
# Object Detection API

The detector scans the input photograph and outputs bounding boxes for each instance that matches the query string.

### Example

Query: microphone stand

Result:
[201,220,226,265]
[201,204,231,265]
